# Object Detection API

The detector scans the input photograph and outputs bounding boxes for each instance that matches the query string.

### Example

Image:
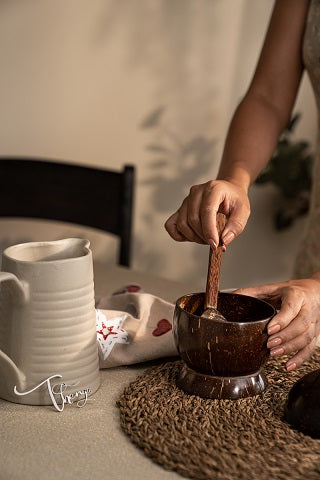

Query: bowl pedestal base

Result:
[176,362,267,400]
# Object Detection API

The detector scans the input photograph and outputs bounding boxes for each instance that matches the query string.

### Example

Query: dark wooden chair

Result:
[0,158,135,267]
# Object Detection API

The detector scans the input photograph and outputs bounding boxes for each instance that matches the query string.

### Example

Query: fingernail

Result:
[268,324,281,335]
[267,337,282,348]
[208,239,217,250]
[286,362,297,372]
[222,231,235,245]
[270,347,284,356]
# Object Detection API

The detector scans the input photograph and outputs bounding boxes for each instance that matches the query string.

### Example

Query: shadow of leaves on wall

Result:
[92,1,221,280]
[135,106,217,277]
[141,106,216,212]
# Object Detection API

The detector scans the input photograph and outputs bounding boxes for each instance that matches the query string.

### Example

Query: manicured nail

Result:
[286,362,297,372]
[208,239,217,250]
[268,324,281,335]
[270,347,284,356]
[267,337,282,348]
[222,231,235,245]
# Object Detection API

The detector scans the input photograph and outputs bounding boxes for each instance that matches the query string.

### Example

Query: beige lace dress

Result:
[294,0,320,278]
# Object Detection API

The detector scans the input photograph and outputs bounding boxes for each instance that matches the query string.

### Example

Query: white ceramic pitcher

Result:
[0,238,100,405]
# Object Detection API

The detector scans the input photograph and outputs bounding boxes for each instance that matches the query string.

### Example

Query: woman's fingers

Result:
[165,180,251,247]
[237,280,320,371]
[267,287,303,333]
[268,304,315,345]
[186,185,208,243]
[164,211,186,241]
[236,282,285,298]
[200,180,250,247]
[199,182,225,247]
[269,303,319,356]
[269,319,315,354]
[221,199,250,246]
[285,337,318,371]
[164,199,206,244]
[235,283,284,308]
[273,307,320,371]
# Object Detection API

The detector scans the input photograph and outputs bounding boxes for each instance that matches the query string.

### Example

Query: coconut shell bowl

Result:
[173,292,276,400]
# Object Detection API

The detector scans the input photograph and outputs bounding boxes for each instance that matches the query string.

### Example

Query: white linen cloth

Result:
[95,284,177,368]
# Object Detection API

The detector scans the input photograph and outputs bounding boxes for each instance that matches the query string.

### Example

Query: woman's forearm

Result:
[164,0,309,248]
[218,0,309,191]
[217,91,289,190]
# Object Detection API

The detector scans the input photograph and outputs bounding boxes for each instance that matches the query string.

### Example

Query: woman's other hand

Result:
[236,276,320,371]
[164,179,250,248]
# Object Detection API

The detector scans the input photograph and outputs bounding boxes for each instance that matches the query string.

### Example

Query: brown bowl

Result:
[173,292,276,400]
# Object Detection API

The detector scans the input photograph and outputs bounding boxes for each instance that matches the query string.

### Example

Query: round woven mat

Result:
[117,350,320,480]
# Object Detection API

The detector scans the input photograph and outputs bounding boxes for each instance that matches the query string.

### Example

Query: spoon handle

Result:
[204,213,226,310]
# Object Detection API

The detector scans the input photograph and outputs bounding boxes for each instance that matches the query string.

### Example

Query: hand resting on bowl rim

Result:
[236,274,320,372]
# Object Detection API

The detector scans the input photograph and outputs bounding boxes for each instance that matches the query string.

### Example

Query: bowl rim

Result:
[175,291,276,325]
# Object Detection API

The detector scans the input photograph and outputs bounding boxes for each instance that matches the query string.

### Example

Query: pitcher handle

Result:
[0,272,29,304]
[0,272,28,398]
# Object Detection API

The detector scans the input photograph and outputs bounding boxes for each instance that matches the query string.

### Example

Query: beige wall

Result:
[0,0,317,290]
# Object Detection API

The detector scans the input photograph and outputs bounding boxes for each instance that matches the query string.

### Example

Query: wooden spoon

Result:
[201,212,227,321]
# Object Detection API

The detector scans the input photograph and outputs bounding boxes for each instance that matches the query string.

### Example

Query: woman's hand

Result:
[164,179,250,248]
[236,277,320,371]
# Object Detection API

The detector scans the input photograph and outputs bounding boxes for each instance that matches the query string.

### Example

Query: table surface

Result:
[1,263,198,480]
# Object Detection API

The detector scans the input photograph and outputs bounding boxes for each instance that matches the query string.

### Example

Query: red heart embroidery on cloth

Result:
[152,319,172,337]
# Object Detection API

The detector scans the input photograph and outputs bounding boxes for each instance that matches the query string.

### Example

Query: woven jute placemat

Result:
[117,350,320,480]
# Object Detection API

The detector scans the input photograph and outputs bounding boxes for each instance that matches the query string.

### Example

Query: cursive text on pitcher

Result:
[14,375,92,412]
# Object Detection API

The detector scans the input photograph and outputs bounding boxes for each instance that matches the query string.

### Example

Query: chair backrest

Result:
[0,157,135,267]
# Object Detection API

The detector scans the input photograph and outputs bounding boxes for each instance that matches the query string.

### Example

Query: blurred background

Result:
[0,0,317,290]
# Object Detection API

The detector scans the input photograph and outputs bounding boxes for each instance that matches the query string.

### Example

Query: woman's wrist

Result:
[217,164,251,193]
